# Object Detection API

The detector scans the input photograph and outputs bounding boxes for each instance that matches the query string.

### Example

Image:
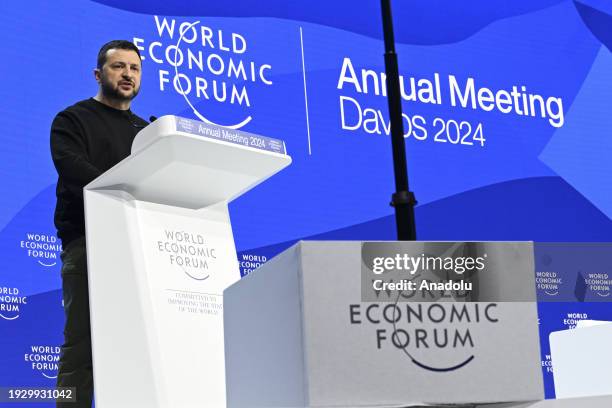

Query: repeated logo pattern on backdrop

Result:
[1,0,612,403]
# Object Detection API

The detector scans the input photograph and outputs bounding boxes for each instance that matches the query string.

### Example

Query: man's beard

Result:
[100,74,139,102]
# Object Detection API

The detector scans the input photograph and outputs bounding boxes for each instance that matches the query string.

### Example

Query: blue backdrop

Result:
[1,0,611,404]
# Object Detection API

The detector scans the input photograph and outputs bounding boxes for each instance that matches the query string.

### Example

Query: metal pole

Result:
[381,0,417,240]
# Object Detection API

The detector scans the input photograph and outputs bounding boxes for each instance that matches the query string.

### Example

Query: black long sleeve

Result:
[51,112,103,199]
[50,98,147,246]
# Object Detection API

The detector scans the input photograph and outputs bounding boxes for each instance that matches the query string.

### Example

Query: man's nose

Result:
[122,67,135,78]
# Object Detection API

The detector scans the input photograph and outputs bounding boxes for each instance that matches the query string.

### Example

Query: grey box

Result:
[224,241,544,408]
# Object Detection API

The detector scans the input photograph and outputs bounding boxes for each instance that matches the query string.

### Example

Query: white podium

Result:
[550,320,612,399]
[84,116,291,408]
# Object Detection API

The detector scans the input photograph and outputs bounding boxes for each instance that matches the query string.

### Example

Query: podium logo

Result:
[24,345,60,379]
[134,16,274,129]
[156,229,217,281]
[0,287,27,320]
[349,302,499,372]
[20,232,62,267]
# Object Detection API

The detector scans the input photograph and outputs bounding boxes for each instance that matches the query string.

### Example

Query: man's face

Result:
[95,49,142,101]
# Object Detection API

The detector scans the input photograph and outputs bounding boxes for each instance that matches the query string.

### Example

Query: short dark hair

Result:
[97,40,141,69]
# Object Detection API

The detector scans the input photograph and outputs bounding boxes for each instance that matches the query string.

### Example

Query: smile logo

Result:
[537,255,561,296]
[180,264,210,282]
[584,271,611,298]
[173,21,254,129]
[20,233,62,267]
[156,230,217,282]
[350,300,499,373]
[0,287,27,320]
[385,292,496,372]
[25,346,60,379]
[139,16,274,130]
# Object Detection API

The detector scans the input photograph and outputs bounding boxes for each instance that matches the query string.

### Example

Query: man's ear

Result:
[94,68,101,83]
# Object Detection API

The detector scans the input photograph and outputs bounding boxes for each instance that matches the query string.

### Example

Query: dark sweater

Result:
[50,98,148,246]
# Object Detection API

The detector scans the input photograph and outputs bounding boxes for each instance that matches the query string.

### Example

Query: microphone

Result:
[131,119,147,129]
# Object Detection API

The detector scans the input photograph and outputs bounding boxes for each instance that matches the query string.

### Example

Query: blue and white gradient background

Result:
[1,0,611,403]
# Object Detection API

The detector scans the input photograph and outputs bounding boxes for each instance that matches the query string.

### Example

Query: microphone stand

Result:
[381,0,417,240]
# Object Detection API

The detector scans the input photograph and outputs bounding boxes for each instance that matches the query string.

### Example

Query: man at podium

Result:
[50,40,147,408]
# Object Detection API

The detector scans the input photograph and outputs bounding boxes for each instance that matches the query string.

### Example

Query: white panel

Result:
[135,200,240,407]
[224,244,307,408]
[85,190,165,408]
[551,323,612,399]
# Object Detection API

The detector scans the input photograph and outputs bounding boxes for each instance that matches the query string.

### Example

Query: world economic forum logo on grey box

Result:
[351,242,522,372]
